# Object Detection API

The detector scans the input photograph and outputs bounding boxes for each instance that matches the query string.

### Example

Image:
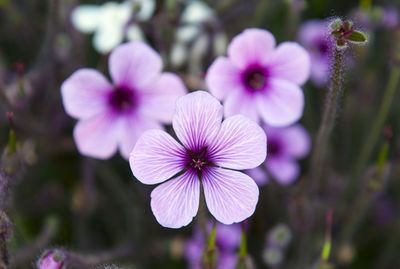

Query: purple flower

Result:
[248,124,310,186]
[298,20,333,86]
[185,222,241,269]
[130,91,266,228]
[205,28,310,127]
[61,41,186,159]
[38,251,64,269]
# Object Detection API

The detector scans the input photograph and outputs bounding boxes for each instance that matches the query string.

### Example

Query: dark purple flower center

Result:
[108,86,136,113]
[243,66,268,91]
[267,139,282,157]
[186,147,212,172]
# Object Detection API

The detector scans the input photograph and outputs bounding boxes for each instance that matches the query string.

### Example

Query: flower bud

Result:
[37,250,65,269]
[262,247,283,266]
[267,223,292,248]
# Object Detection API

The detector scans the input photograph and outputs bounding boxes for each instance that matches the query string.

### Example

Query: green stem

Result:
[351,67,400,187]
[238,223,247,260]
[203,221,217,268]
[310,48,344,190]
[198,182,208,243]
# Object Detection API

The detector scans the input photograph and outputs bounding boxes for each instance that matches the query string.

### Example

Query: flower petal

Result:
[280,124,311,158]
[246,167,269,186]
[138,73,187,123]
[205,56,242,100]
[130,129,187,185]
[150,171,200,228]
[256,79,304,127]
[224,90,259,122]
[269,42,311,85]
[172,91,223,152]
[209,115,266,170]
[93,25,125,53]
[118,114,163,160]
[61,69,111,119]
[73,112,119,159]
[202,168,259,225]
[133,0,156,21]
[267,157,299,185]
[227,28,276,69]
[109,41,163,89]
[126,24,145,41]
[71,5,101,33]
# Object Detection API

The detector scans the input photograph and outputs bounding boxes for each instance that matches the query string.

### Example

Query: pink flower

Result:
[248,124,310,186]
[205,28,310,127]
[38,251,64,269]
[130,91,266,228]
[298,20,333,86]
[185,222,241,269]
[61,41,186,159]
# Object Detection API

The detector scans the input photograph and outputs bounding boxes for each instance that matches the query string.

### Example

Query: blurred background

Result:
[0,0,400,268]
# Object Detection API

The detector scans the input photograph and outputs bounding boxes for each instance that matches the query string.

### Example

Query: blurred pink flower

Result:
[61,41,186,159]
[298,20,333,86]
[185,222,241,269]
[248,124,310,186]
[206,28,310,126]
[38,251,64,269]
[130,91,266,228]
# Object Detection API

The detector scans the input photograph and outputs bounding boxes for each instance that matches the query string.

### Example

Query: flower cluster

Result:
[61,41,186,159]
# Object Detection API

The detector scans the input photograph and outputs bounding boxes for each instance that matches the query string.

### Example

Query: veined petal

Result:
[202,167,259,225]
[130,129,187,185]
[109,41,163,89]
[71,5,101,33]
[61,68,111,119]
[209,115,266,170]
[150,171,200,228]
[138,72,187,124]
[73,112,119,159]
[227,28,276,69]
[172,91,223,152]
[256,79,304,127]
[269,42,311,85]
[118,113,163,160]
[205,56,242,100]
[266,157,299,185]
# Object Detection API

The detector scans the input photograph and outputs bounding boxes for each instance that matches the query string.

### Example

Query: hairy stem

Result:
[310,48,344,190]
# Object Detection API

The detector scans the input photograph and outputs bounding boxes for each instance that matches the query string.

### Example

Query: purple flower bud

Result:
[38,250,65,269]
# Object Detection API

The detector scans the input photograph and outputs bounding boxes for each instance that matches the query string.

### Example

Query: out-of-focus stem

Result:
[203,221,217,269]
[351,67,400,191]
[11,217,59,266]
[0,212,10,269]
[310,48,344,190]
[65,245,135,267]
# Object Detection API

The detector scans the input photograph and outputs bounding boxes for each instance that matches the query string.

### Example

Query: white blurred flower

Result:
[181,1,215,24]
[169,1,227,69]
[71,0,155,53]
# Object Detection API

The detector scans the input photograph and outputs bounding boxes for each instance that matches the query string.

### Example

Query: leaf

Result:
[345,30,367,43]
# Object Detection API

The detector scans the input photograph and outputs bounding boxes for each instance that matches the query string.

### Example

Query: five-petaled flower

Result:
[130,91,267,228]
[206,28,310,126]
[61,41,186,159]
[247,124,310,186]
